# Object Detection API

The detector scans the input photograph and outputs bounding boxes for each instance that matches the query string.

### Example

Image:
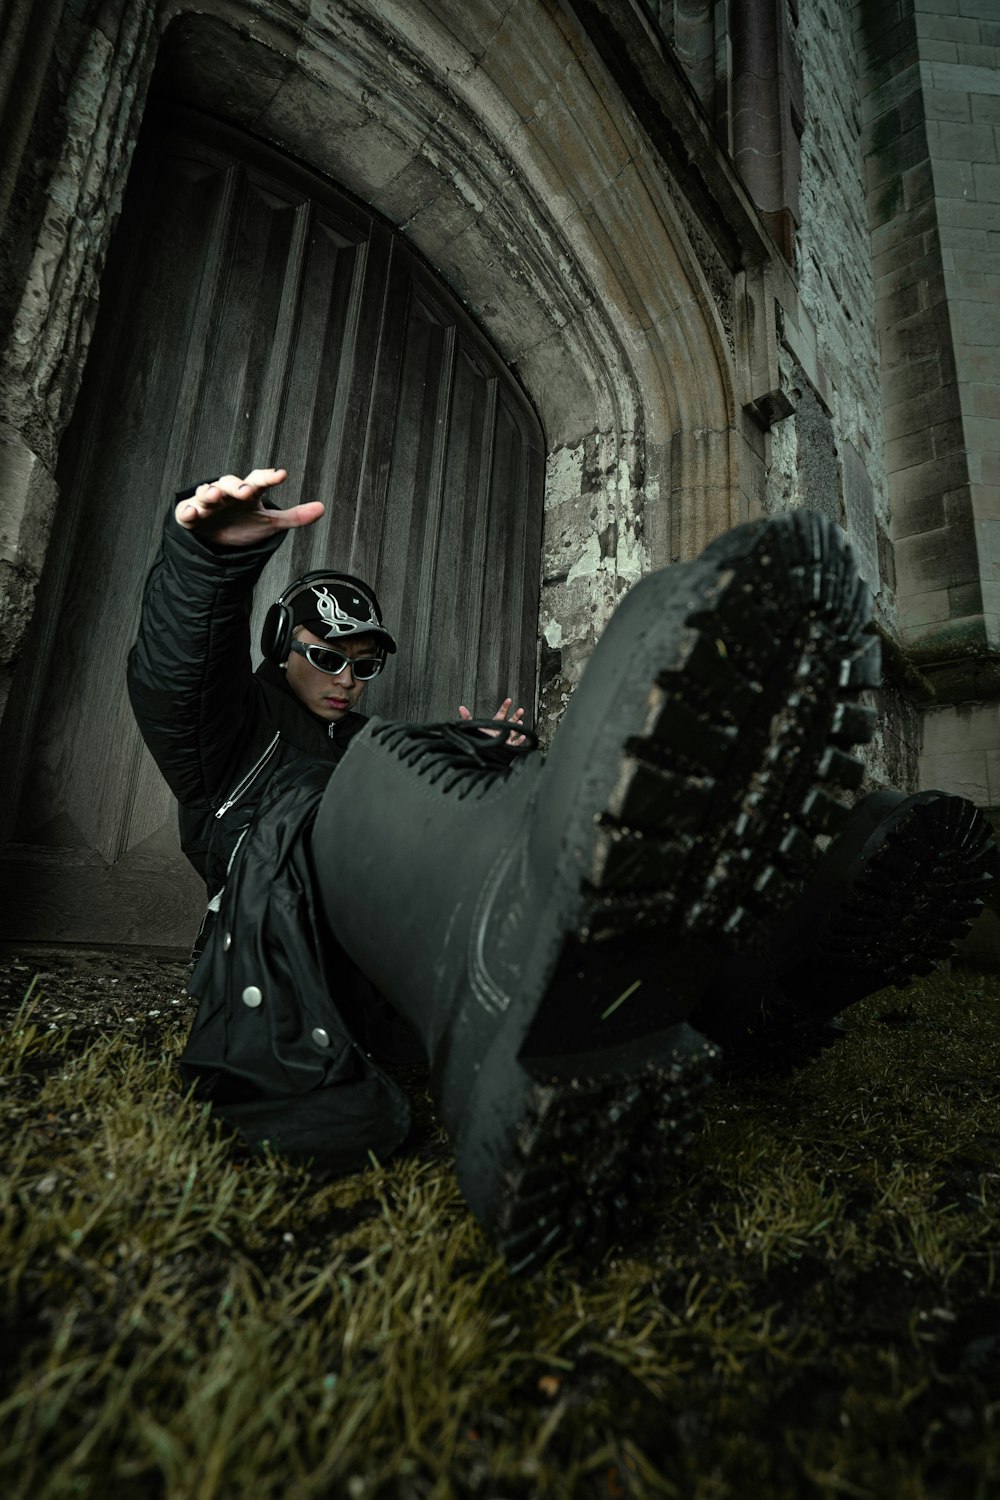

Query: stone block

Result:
[842,443,880,589]
[866,124,931,192]
[940,241,994,271]
[880,352,946,407]
[862,89,928,154]
[920,14,983,42]
[422,0,512,62]
[872,232,929,285]
[0,429,58,576]
[951,347,1000,386]
[963,416,1000,453]
[949,269,991,297]
[960,0,1000,19]
[957,44,999,67]
[924,87,972,121]
[919,749,989,804]
[898,584,951,628]
[895,516,979,590]
[970,382,1000,415]
[894,452,974,507]
[956,299,1000,346]
[945,485,974,523]
[879,301,955,366]
[973,161,1000,200]
[949,580,985,616]
[857,0,905,46]
[922,701,999,754]
[972,486,1000,519]
[904,158,939,208]
[930,416,970,459]
[931,380,967,424]
[876,253,947,302]
[936,197,1000,231]
[876,278,928,326]
[919,40,959,62]
[933,158,976,197]
[930,119,999,161]
[929,60,1000,94]
[870,198,938,259]
[885,390,932,442]
[868,175,907,229]
[886,424,935,473]
[862,59,923,118]
[971,94,1000,123]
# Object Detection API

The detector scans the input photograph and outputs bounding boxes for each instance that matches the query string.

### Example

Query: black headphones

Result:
[260,570,393,665]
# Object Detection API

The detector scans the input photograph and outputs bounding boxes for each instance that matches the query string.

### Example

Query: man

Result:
[128,467,522,901]
[128,466,523,1177]
[130,466,994,1274]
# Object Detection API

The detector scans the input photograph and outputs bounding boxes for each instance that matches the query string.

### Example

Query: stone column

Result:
[0,0,159,720]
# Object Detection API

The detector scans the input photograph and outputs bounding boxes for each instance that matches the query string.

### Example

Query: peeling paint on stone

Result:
[538,430,650,740]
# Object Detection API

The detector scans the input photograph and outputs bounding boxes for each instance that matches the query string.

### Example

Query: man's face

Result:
[284,628,377,722]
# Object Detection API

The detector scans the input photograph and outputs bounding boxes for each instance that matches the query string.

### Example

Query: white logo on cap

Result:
[312,585,379,639]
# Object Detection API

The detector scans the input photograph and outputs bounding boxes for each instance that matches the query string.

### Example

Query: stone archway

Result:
[1,0,749,736]
[148,0,743,710]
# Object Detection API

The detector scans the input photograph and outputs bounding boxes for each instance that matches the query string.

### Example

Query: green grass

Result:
[1,954,999,1498]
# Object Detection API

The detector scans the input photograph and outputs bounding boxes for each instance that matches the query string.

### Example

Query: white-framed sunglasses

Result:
[287,640,385,681]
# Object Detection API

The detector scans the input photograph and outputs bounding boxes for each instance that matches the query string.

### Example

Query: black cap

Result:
[287,574,397,653]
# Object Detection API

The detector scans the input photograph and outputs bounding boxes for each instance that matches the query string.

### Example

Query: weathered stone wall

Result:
[4,0,963,799]
[1,0,772,750]
[0,0,159,720]
[918,0,1000,655]
[910,0,1000,815]
[853,0,1000,809]
[765,1,889,607]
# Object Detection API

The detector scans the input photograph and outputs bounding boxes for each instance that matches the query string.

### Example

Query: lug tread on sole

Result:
[493,1044,717,1276]
[821,797,998,978]
[579,512,878,949]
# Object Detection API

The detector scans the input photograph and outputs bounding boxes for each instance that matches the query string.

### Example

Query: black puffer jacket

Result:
[127,512,410,1169]
[127,513,368,897]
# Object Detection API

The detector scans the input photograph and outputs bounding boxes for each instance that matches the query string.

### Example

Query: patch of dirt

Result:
[0,947,196,1045]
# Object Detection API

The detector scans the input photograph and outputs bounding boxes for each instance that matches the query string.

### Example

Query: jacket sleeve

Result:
[127,508,286,810]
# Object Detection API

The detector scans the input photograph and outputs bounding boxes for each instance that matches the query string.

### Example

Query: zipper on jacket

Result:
[214,732,281,819]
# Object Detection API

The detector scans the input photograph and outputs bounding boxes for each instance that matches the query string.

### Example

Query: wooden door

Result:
[0,108,544,951]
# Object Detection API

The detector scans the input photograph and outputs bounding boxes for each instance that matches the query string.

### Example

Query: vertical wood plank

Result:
[0,106,545,948]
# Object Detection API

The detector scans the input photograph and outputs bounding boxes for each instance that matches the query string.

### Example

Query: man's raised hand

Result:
[174,468,324,547]
[458,698,528,747]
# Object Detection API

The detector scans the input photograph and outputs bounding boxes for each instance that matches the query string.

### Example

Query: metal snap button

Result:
[223,931,232,951]
[242,985,263,1008]
[311,1027,330,1047]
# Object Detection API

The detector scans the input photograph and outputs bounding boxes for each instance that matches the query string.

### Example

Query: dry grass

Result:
[1,950,999,1499]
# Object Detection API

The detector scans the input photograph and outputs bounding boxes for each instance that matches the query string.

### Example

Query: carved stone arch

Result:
[148,0,743,696]
[150,2,742,454]
[0,0,748,727]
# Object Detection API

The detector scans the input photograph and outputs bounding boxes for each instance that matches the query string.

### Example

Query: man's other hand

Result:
[458,698,527,747]
[174,468,324,546]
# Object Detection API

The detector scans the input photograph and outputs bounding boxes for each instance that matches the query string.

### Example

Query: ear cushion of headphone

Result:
[260,601,292,664]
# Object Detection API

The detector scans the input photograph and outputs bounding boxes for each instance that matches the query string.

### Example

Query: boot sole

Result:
[691,792,997,1071]
[457,511,877,1270]
[780,791,995,1001]
[492,1026,716,1275]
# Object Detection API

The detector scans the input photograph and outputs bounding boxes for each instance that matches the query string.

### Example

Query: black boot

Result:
[690,788,998,1070]
[312,510,877,1270]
